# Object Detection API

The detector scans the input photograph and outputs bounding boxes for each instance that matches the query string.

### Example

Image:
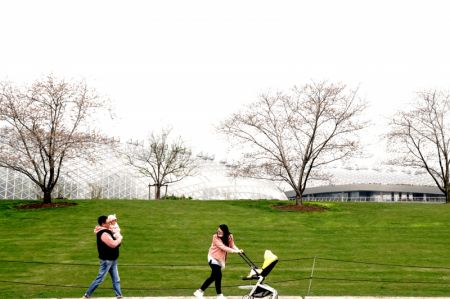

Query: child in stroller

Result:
[239,250,278,299]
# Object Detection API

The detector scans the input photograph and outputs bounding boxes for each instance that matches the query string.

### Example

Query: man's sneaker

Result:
[194,289,204,298]
[217,294,227,299]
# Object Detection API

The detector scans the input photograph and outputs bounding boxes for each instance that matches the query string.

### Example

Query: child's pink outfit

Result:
[107,214,122,238]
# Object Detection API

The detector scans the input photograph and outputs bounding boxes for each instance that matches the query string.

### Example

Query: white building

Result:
[286,165,445,202]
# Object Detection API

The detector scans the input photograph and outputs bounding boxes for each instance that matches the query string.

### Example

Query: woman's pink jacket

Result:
[208,234,240,267]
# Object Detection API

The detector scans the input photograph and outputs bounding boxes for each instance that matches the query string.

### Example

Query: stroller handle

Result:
[239,251,260,279]
[239,252,258,268]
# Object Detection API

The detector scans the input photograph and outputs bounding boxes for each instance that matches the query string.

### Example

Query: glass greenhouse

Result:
[0,146,287,200]
[0,144,444,202]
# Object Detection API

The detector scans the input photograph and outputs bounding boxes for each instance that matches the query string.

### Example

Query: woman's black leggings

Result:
[200,261,222,294]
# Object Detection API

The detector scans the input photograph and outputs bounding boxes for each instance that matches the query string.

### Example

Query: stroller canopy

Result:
[243,250,278,279]
[260,250,278,277]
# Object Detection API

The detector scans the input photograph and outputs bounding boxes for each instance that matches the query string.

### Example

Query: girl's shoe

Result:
[194,289,204,298]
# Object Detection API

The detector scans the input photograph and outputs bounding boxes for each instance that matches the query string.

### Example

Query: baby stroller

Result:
[238,250,279,299]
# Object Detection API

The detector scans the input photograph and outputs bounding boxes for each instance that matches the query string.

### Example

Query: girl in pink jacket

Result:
[194,224,242,299]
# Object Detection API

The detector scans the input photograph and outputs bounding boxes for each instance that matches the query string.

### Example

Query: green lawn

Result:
[1,199,450,298]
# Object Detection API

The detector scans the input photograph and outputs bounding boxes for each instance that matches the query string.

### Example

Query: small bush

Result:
[161,194,192,200]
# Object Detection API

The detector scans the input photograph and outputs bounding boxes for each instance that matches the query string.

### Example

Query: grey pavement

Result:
[52,297,450,299]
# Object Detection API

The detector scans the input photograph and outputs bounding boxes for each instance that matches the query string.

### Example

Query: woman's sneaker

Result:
[194,289,204,298]
[217,294,227,299]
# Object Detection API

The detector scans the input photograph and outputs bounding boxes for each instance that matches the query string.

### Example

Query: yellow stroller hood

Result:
[241,250,278,279]
[262,250,278,269]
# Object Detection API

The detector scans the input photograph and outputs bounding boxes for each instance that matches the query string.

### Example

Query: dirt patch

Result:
[16,202,78,209]
[272,204,327,212]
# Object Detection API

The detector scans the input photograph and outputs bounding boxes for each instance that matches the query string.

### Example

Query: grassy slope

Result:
[1,200,450,298]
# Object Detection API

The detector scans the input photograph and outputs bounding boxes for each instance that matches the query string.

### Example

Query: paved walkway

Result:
[52,297,450,299]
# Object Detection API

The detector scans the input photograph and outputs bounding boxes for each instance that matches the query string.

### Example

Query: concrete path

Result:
[51,297,450,299]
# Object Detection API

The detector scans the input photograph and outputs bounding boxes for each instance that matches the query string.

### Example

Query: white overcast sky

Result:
[1,0,450,163]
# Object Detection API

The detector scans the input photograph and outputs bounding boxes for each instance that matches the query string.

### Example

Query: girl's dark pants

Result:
[200,261,222,294]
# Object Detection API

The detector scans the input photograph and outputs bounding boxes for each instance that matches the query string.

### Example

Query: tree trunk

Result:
[447,187,450,204]
[155,185,161,200]
[43,190,52,204]
[295,193,303,206]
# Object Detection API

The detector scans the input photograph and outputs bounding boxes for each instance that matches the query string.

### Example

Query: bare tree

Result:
[388,90,450,202]
[0,75,111,203]
[218,81,367,205]
[122,129,197,199]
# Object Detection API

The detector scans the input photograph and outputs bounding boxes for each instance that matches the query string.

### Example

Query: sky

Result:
[1,0,450,164]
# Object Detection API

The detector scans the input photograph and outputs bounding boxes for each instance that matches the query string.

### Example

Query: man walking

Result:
[82,215,123,299]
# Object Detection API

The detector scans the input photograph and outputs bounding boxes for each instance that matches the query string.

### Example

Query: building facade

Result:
[285,166,445,202]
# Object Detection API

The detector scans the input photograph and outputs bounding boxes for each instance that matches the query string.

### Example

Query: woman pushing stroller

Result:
[194,224,243,299]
